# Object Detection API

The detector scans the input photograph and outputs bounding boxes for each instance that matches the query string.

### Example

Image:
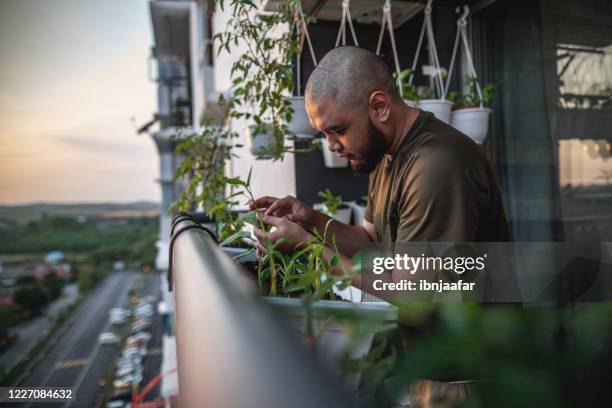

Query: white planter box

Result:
[321,143,348,168]
[314,203,352,225]
[450,107,491,144]
[287,96,317,139]
[403,99,418,108]
[418,99,453,124]
[264,297,396,391]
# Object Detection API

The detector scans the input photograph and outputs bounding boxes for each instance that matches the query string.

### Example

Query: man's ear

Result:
[369,91,391,122]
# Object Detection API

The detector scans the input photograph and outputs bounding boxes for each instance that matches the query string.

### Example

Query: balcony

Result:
[169,215,398,406]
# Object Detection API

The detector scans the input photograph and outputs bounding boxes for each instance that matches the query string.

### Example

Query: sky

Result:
[0,0,159,205]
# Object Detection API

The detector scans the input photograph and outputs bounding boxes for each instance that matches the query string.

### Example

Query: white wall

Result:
[212,5,296,204]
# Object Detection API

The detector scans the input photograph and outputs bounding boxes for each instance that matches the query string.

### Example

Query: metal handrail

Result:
[170,219,356,407]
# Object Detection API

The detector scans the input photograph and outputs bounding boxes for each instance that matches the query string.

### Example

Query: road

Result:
[1,271,139,407]
[0,284,79,372]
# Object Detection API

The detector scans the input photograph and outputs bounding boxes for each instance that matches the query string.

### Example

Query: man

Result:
[250,46,509,407]
[251,45,508,263]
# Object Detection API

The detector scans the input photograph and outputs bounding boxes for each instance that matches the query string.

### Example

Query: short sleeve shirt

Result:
[364,110,509,243]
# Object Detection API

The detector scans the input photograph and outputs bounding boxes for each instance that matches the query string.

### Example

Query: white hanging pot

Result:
[321,141,348,168]
[403,99,418,108]
[451,107,491,144]
[418,99,453,124]
[287,96,316,139]
[248,125,276,159]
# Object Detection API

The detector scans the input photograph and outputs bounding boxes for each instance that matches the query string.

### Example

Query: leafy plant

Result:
[318,189,343,216]
[394,68,419,102]
[171,124,245,244]
[449,75,497,109]
[214,0,301,160]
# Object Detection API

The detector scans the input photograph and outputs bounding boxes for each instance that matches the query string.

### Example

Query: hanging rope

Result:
[376,0,403,97]
[408,0,445,99]
[335,0,359,47]
[444,5,483,106]
[294,2,318,96]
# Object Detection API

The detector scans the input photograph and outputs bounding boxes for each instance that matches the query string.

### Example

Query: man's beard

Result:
[350,118,388,175]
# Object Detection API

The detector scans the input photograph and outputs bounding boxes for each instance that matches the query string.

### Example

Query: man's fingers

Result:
[259,214,283,227]
[265,196,293,216]
[250,196,278,210]
[252,227,265,241]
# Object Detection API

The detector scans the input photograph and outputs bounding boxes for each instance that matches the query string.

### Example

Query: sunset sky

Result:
[0,0,158,205]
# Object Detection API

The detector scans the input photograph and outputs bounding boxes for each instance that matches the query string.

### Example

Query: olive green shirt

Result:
[364,111,509,243]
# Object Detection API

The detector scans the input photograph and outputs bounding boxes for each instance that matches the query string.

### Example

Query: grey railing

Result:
[170,218,355,408]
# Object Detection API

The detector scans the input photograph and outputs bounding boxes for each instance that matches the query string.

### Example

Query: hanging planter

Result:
[320,140,349,168]
[418,99,453,123]
[248,125,278,159]
[451,107,491,144]
[287,6,318,140]
[445,6,496,144]
[405,0,453,123]
[286,96,316,139]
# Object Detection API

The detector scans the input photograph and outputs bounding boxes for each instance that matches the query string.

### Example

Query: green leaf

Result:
[219,230,251,247]
[238,211,258,226]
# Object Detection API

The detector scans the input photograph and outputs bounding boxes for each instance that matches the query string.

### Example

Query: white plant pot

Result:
[347,200,367,226]
[287,96,316,139]
[450,107,491,144]
[418,99,453,124]
[248,125,276,159]
[314,203,352,225]
[321,144,348,168]
[403,99,418,108]
[264,297,396,391]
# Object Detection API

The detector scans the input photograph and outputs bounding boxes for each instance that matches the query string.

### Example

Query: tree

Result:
[13,285,49,316]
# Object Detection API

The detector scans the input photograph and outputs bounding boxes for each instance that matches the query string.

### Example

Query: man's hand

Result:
[249,195,322,231]
[252,214,312,254]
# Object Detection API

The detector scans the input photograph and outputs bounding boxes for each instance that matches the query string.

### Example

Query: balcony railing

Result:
[169,217,357,407]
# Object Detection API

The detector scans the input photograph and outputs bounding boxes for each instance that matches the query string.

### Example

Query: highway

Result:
[1,271,149,407]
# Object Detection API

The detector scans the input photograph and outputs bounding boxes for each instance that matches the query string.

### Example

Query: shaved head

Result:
[305,46,400,112]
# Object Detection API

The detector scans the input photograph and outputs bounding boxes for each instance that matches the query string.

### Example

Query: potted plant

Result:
[215,0,299,160]
[216,174,397,391]
[417,77,453,124]
[347,195,368,226]
[394,68,419,108]
[449,76,497,144]
[171,124,255,260]
[313,189,352,224]
[286,96,318,139]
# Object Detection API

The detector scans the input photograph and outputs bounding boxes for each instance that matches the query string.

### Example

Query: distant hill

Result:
[0,202,160,225]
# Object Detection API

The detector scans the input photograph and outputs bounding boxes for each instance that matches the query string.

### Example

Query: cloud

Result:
[58,135,149,155]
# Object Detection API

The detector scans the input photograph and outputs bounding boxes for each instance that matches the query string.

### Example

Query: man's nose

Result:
[325,135,342,152]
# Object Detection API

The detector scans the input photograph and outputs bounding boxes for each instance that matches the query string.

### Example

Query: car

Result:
[110,315,127,325]
[107,400,131,408]
[99,332,119,344]
[134,331,152,341]
[113,374,143,389]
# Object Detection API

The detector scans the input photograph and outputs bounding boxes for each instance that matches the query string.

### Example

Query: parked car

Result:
[99,332,119,345]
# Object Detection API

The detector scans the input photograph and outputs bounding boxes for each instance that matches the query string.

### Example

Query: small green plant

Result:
[394,68,419,102]
[449,75,497,109]
[171,124,245,244]
[318,189,343,216]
